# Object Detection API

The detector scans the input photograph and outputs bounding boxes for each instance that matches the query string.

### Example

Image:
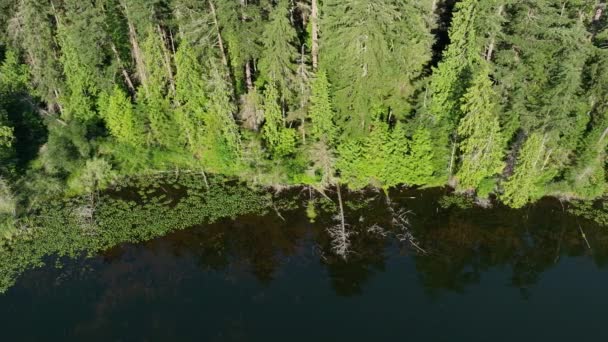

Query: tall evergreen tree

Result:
[98,86,145,147]
[10,0,64,111]
[201,62,242,172]
[456,67,505,194]
[174,39,207,151]
[308,71,337,144]
[421,0,506,182]
[258,0,300,105]
[322,0,435,134]
[496,1,595,198]
[56,0,109,121]
[262,83,296,158]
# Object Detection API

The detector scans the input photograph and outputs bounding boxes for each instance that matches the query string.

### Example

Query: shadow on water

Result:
[1,183,608,341]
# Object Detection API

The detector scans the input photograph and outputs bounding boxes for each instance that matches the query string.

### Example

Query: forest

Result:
[0,0,608,235]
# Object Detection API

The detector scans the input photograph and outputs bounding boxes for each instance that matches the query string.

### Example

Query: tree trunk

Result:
[110,42,136,94]
[336,184,346,240]
[485,5,504,61]
[311,0,319,71]
[209,0,229,68]
[157,25,176,95]
[245,60,253,90]
[127,21,148,92]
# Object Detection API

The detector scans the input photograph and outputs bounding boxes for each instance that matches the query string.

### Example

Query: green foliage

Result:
[10,0,64,108]
[568,200,608,227]
[262,83,296,158]
[337,120,434,190]
[456,68,505,192]
[56,0,109,122]
[0,120,12,150]
[309,71,337,145]
[201,63,242,173]
[322,0,434,134]
[0,175,270,293]
[138,27,175,147]
[258,0,299,102]
[0,50,28,93]
[174,40,207,150]
[0,0,605,219]
[501,133,556,208]
[0,178,16,238]
[99,86,145,146]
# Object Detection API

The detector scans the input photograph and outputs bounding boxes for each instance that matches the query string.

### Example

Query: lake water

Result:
[1,188,607,341]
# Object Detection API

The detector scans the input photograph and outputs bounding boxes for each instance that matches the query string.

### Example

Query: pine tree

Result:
[495,0,594,196]
[421,0,506,182]
[308,71,337,144]
[562,50,608,198]
[406,128,435,185]
[322,0,435,134]
[456,68,505,194]
[502,133,556,208]
[262,83,296,158]
[258,0,299,104]
[201,62,242,172]
[56,0,109,121]
[137,27,175,147]
[98,86,145,146]
[174,39,207,151]
[10,0,64,111]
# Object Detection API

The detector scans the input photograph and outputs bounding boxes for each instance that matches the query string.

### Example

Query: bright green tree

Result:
[258,0,299,104]
[456,68,505,194]
[308,71,337,144]
[502,133,556,208]
[174,40,207,151]
[99,86,145,146]
[322,0,435,134]
[262,83,296,158]
[56,0,109,121]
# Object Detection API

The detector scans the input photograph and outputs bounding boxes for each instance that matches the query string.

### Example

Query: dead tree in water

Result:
[385,194,426,254]
[327,184,351,259]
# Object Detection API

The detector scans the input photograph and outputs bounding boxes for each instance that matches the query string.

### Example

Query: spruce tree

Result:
[456,68,505,194]
[10,0,64,111]
[262,83,296,158]
[201,62,242,172]
[322,0,435,135]
[174,40,207,151]
[56,0,109,121]
[308,71,337,144]
[258,0,299,104]
[98,86,145,147]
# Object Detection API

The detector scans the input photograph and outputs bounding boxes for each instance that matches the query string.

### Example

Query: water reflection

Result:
[3,188,608,341]
[94,188,607,298]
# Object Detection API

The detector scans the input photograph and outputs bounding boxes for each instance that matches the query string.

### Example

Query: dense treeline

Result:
[0,0,608,233]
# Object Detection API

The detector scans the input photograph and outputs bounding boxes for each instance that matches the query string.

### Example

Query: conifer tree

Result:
[10,0,64,110]
[456,68,505,194]
[174,40,207,151]
[495,1,594,198]
[99,86,145,147]
[137,27,175,147]
[201,62,242,171]
[501,133,556,208]
[56,0,109,121]
[562,50,608,198]
[258,0,299,104]
[308,71,336,144]
[406,128,435,185]
[262,83,296,158]
[422,0,505,182]
[322,0,435,134]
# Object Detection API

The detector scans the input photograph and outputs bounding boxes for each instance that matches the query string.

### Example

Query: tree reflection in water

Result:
[95,187,607,299]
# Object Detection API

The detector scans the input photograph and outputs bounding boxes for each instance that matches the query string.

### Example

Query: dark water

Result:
[1,189,608,341]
